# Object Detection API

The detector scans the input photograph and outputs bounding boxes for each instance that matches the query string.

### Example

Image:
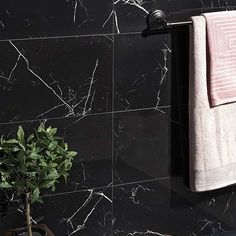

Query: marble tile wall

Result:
[0,1,236,235]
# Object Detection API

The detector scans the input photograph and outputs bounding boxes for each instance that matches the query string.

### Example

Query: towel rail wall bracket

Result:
[142,10,192,37]
[142,7,233,37]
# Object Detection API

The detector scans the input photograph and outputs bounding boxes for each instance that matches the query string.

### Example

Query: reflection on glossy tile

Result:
[170,106,189,180]
[50,114,112,192]
[114,109,170,184]
[170,29,189,106]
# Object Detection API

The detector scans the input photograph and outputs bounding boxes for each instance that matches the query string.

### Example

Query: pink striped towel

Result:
[203,11,236,106]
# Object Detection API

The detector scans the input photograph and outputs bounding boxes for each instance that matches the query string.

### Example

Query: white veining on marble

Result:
[4,40,100,119]
[103,9,120,33]
[73,0,78,23]
[129,185,152,205]
[103,10,114,29]
[0,54,20,83]
[9,40,76,116]
[104,0,150,33]
[114,0,149,14]
[199,219,215,231]
[82,58,98,115]
[70,0,91,27]
[114,229,171,236]
[207,197,216,206]
[198,218,225,233]
[155,43,171,109]
[114,10,120,33]
[60,189,112,236]
[223,191,234,213]
[0,20,5,28]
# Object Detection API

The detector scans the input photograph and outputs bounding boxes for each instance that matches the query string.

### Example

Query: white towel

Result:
[189,16,236,192]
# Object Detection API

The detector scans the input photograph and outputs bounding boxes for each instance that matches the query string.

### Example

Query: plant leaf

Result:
[29,153,41,160]
[47,169,59,179]
[46,126,52,133]
[48,141,58,151]
[64,143,68,151]
[49,128,57,136]
[4,139,19,144]
[38,123,45,132]
[31,187,40,203]
[0,181,12,188]
[67,151,77,158]
[27,133,34,143]
[18,143,26,151]
[17,126,25,144]
[40,180,55,189]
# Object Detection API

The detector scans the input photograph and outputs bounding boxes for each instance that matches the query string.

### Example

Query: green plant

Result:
[0,123,77,236]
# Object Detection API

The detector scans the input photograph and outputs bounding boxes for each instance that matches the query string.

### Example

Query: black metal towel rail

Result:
[142,10,192,37]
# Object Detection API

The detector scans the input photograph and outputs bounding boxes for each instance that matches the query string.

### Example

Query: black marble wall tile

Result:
[50,115,112,192]
[170,29,189,106]
[0,36,113,123]
[113,177,236,236]
[0,0,113,39]
[0,187,112,236]
[0,113,112,193]
[113,109,170,184]
[114,33,171,111]
[114,0,236,33]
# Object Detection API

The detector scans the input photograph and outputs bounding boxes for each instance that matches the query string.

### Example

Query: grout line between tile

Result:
[6,177,171,203]
[113,176,171,188]
[0,105,188,126]
[43,176,171,198]
[40,176,171,199]
[111,3,115,234]
[0,31,152,43]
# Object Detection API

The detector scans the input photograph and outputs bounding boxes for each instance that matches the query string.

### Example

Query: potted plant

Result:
[0,123,77,236]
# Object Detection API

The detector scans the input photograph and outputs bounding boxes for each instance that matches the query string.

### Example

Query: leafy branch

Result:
[0,123,77,235]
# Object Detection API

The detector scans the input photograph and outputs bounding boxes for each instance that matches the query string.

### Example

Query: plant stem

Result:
[26,193,33,236]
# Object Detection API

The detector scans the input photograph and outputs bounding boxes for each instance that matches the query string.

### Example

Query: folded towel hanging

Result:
[203,11,236,106]
[189,15,236,191]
